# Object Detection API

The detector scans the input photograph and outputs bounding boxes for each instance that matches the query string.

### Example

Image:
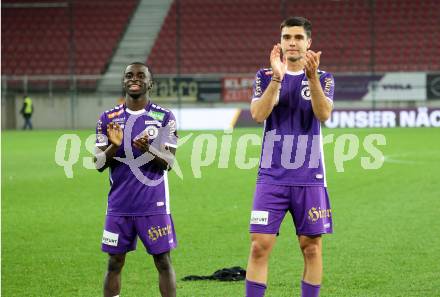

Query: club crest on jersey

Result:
[145,125,159,139]
[301,86,311,100]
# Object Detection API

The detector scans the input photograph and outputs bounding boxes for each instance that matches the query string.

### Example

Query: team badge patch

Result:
[301,86,311,100]
[145,125,159,139]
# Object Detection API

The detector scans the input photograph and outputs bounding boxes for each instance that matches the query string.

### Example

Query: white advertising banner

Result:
[171,108,240,130]
[363,72,426,101]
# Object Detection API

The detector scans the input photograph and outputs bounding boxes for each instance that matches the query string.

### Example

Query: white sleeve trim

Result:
[164,142,178,148]
[96,142,108,147]
[252,94,279,105]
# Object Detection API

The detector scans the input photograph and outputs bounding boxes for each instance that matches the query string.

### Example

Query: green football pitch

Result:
[2,128,440,297]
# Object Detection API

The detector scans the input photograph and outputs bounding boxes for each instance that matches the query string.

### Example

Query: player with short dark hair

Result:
[245,16,335,297]
[94,62,178,297]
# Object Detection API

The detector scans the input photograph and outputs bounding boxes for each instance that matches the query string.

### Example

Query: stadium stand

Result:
[147,0,440,74]
[1,0,138,76]
[2,0,439,76]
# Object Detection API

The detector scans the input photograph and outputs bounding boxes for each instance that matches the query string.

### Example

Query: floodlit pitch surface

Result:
[2,128,440,296]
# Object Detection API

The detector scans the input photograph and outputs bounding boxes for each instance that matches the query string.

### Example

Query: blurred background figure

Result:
[20,95,33,130]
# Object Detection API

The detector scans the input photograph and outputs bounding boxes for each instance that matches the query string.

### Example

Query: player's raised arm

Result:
[304,50,333,122]
[94,122,123,172]
[250,44,286,123]
[133,113,178,171]
[133,136,176,171]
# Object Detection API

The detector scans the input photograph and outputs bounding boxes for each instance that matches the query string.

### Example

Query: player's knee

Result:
[153,253,173,273]
[250,239,272,260]
[107,254,125,273]
[301,243,321,260]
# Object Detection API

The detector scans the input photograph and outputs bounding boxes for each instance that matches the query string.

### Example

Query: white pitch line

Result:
[383,157,420,164]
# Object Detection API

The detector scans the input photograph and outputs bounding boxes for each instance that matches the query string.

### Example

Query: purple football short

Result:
[249,184,333,236]
[101,214,177,255]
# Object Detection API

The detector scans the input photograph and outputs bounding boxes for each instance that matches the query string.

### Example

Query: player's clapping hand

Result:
[304,50,322,79]
[107,122,123,147]
[267,43,287,79]
[133,136,150,152]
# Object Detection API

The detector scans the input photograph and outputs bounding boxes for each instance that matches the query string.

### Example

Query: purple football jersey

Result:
[95,102,178,216]
[252,69,335,186]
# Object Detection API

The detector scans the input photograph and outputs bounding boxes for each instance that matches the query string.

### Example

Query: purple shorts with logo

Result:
[101,214,177,255]
[250,184,333,236]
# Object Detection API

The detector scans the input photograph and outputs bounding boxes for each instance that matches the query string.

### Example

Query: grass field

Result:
[2,128,440,297]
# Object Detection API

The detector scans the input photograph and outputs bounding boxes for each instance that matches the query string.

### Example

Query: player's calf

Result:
[246,233,276,285]
[299,236,322,297]
[153,252,176,297]
[104,254,126,297]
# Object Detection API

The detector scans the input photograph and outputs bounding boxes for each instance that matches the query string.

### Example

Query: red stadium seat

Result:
[147,0,439,74]
[2,0,137,79]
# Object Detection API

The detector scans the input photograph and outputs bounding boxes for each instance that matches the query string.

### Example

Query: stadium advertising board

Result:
[234,108,440,128]
[427,74,440,100]
[151,77,221,102]
[222,76,254,102]
[335,73,427,101]
[222,73,428,102]
[325,108,440,128]
[170,108,239,130]
[333,75,381,100]
[196,79,222,102]
[361,72,426,101]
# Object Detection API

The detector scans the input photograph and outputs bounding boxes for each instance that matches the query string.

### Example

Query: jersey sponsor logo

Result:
[167,120,176,138]
[301,86,311,100]
[254,75,262,98]
[307,207,332,223]
[97,120,103,133]
[97,133,106,144]
[315,174,323,179]
[96,120,104,144]
[148,224,172,241]
[148,110,165,121]
[112,117,125,123]
[145,120,162,127]
[324,77,333,96]
[107,109,124,119]
[145,125,159,139]
[102,230,119,246]
[250,210,269,225]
